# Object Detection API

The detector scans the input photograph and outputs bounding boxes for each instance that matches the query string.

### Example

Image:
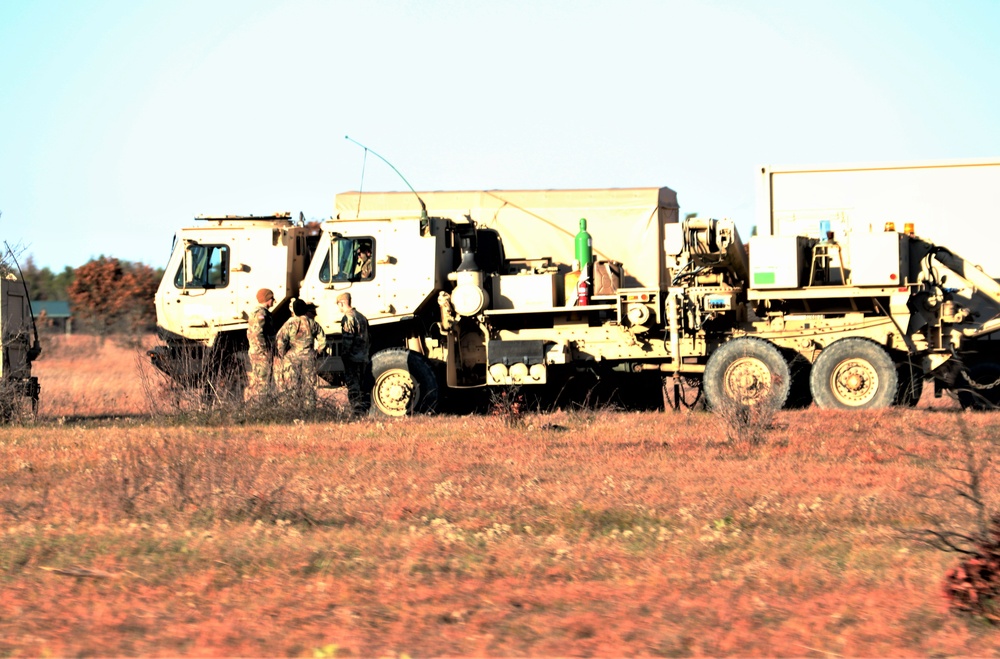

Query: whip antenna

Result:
[345,136,428,221]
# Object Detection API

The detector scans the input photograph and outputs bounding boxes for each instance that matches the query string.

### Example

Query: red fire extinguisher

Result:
[576,263,590,306]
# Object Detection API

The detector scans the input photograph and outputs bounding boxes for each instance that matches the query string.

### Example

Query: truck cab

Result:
[299,216,454,338]
[150,213,314,390]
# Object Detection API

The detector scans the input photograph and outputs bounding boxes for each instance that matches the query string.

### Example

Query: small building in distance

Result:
[33,300,72,335]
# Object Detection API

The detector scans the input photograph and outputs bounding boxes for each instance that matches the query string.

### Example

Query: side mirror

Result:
[183,247,195,288]
[328,237,341,279]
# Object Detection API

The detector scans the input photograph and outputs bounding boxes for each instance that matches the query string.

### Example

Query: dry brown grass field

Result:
[32,334,156,419]
[4,334,1000,655]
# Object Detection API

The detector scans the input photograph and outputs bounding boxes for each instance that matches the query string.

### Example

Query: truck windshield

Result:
[319,236,374,283]
[174,244,230,289]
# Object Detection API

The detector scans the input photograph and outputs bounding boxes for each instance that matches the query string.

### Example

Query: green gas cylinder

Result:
[575,218,593,266]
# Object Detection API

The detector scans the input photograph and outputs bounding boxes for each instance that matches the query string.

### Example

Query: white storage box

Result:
[749,235,811,289]
[492,274,557,309]
[848,233,909,287]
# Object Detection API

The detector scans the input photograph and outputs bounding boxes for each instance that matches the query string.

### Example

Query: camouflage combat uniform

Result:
[275,313,324,406]
[341,307,371,415]
[246,303,275,401]
[356,254,373,279]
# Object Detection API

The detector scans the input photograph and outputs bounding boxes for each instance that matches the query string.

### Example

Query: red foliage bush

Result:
[944,514,1000,622]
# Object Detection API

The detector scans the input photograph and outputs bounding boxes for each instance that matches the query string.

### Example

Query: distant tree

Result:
[20,256,75,301]
[20,256,45,298]
[68,256,160,338]
[53,265,76,299]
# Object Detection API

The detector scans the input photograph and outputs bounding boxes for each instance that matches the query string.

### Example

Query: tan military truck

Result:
[150,188,1000,415]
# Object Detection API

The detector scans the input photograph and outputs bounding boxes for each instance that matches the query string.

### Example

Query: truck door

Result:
[311,234,383,328]
[167,239,241,331]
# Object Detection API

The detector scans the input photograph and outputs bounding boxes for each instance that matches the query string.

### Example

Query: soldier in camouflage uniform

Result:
[337,292,371,416]
[246,288,276,402]
[355,243,373,279]
[275,298,325,407]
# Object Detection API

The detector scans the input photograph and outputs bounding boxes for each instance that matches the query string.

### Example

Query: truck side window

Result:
[319,237,375,283]
[174,244,230,289]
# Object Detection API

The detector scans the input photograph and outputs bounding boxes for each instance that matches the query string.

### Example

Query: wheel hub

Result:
[831,359,878,405]
[724,357,772,404]
[844,372,864,391]
[374,369,417,416]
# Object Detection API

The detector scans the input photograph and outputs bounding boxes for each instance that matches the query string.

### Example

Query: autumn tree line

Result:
[21,256,163,337]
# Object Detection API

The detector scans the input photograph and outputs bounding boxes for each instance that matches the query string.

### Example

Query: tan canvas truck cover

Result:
[334,188,679,289]
[757,158,1000,277]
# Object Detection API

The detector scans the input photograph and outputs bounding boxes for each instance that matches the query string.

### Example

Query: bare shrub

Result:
[712,389,781,446]
[906,418,1000,623]
[135,345,244,418]
[942,515,1000,623]
[98,430,309,524]
[136,346,349,426]
[488,386,526,428]
[0,378,39,426]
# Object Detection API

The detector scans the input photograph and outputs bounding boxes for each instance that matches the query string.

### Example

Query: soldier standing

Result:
[246,288,276,402]
[275,298,324,407]
[337,292,370,416]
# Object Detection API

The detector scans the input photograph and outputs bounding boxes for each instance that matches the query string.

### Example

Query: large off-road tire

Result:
[809,338,897,410]
[370,349,439,416]
[957,361,1000,410]
[895,359,924,408]
[703,338,790,410]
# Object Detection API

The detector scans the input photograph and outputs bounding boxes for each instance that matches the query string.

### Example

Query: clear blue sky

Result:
[2,0,999,270]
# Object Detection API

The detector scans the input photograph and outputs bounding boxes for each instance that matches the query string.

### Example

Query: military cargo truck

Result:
[149,187,1000,415]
